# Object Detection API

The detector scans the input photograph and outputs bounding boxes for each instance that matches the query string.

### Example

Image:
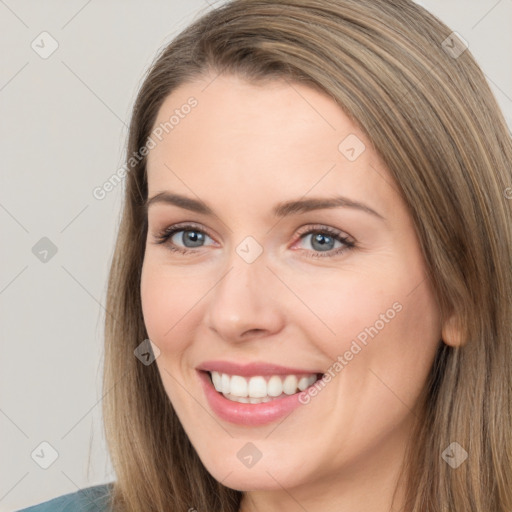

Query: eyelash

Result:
[152,222,356,258]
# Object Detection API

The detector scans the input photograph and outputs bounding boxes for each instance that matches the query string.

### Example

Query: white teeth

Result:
[298,375,312,391]
[230,375,248,397]
[221,373,230,394]
[221,393,273,404]
[209,371,318,401]
[283,375,298,395]
[211,371,221,390]
[267,375,283,397]
[248,376,267,398]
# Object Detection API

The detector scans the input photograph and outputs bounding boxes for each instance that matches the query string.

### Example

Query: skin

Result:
[140,73,461,512]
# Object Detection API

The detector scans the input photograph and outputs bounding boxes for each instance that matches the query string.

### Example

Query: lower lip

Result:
[197,370,312,426]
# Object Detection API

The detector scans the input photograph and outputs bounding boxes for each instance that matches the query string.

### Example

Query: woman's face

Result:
[140,73,444,501]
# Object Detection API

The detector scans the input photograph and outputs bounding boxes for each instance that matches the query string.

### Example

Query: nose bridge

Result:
[205,240,284,341]
[218,233,270,299]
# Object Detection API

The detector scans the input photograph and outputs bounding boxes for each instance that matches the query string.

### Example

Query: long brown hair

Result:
[102,1,512,510]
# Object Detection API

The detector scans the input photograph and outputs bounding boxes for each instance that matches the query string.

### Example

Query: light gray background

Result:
[1,1,511,510]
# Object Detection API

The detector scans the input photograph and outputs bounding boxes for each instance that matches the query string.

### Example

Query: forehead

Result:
[148,73,355,158]
[145,73,394,217]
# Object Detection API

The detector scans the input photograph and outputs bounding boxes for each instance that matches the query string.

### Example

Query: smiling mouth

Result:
[205,370,324,404]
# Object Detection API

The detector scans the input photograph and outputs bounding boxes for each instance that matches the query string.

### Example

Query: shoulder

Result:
[14,482,114,512]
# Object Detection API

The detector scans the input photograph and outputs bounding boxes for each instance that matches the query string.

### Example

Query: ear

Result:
[441,312,465,347]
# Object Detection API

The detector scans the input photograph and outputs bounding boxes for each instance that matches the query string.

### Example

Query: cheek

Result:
[375,279,442,389]
[140,260,205,354]
[294,259,441,385]
[140,261,206,415]
[327,274,441,422]
[283,266,405,355]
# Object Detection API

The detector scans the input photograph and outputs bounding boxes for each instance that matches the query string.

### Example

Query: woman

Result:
[18,0,512,511]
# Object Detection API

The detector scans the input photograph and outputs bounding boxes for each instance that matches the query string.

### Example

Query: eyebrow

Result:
[145,192,385,220]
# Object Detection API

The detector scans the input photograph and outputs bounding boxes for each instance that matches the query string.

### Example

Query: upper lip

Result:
[196,360,323,377]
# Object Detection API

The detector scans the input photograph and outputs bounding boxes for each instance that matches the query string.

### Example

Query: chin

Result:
[197,447,309,492]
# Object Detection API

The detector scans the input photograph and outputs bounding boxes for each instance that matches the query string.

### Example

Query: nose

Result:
[204,254,286,343]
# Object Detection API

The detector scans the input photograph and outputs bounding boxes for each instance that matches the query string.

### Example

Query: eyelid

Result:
[294,223,352,240]
[153,221,216,242]
[152,223,350,243]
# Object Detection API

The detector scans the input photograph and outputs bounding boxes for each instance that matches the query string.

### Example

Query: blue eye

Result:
[153,223,356,258]
[302,232,339,251]
[153,224,215,253]
[295,227,355,258]
[171,229,209,248]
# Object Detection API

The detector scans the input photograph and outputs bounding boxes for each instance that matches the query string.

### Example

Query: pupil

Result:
[183,231,204,247]
[312,232,334,251]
